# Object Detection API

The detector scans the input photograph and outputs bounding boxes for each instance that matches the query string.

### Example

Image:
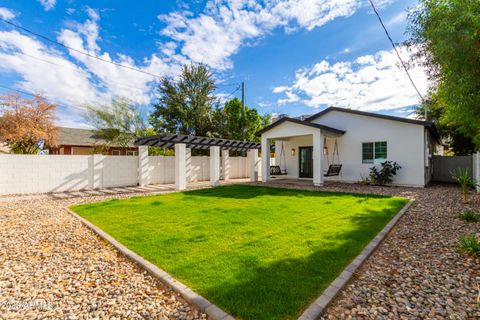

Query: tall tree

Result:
[86,97,147,150]
[150,64,218,137]
[416,98,475,155]
[0,93,57,154]
[213,97,270,141]
[406,0,480,148]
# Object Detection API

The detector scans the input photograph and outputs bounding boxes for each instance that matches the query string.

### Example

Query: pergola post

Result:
[474,151,480,193]
[248,149,259,182]
[313,130,324,186]
[221,149,230,180]
[261,136,270,182]
[175,143,186,191]
[210,146,220,186]
[138,145,149,186]
[185,147,192,183]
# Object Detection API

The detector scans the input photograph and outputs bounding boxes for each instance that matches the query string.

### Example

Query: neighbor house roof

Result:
[57,127,135,148]
[305,107,441,143]
[255,117,346,136]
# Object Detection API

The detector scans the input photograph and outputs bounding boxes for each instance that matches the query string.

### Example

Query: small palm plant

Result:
[457,233,480,257]
[452,168,476,203]
[459,210,480,222]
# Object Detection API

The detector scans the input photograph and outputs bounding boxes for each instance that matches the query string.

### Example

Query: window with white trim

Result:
[112,150,121,156]
[362,141,387,164]
[126,150,138,156]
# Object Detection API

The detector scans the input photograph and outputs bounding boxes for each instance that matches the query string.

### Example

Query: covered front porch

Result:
[257,118,345,186]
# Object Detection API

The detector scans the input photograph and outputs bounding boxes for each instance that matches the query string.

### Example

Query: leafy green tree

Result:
[213,97,270,141]
[416,99,475,155]
[150,64,218,137]
[86,97,147,150]
[406,0,480,149]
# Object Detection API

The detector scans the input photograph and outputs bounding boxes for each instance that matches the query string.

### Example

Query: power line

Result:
[0,18,162,80]
[223,85,241,100]
[368,0,425,105]
[216,82,241,87]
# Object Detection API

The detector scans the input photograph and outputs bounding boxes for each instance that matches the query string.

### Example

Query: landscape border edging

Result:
[64,207,235,320]
[298,199,415,320]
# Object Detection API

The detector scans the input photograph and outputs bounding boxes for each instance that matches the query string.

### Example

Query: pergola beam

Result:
[135,133,261,151]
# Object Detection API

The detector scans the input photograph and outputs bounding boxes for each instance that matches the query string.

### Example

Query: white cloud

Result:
[38,0,56,11]
[159,0,390,70]
[386,11,407,26]
[56,13,180,106]
[0,7,16,20]
[273,47,428,111]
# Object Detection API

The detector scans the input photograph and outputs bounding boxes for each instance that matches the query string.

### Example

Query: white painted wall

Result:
[0,154,252,195]
[312,110,426,187]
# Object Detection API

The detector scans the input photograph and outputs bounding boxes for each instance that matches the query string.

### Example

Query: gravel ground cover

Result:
[0,188,209,320]
[260,180,480,319]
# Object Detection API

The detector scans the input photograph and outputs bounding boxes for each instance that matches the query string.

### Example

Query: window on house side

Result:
[374,141,387,162]
[362,141,387,164]
[362,142,374,164]
[112,150,121,156]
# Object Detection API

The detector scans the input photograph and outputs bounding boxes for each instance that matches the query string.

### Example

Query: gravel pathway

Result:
[0,189,208,320]
[262,180,480,319]
[1,181,479,319]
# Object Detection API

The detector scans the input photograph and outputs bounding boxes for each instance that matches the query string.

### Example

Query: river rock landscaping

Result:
[0,190,207,320]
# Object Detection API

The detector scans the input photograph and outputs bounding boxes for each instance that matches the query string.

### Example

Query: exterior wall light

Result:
[291,148,296,156]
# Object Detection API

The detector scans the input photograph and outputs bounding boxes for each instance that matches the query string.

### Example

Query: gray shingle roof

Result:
[57,127,135,147]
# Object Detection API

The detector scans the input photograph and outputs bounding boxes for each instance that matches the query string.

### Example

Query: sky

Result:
[0,0,426,128]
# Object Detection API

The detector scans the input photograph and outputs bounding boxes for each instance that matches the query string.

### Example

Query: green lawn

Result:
[71,185,407,320]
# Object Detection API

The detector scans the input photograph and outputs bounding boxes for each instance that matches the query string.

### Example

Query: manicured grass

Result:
[72,185,407,320]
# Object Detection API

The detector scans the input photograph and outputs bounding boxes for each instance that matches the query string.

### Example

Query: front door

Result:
[299,146,313,178]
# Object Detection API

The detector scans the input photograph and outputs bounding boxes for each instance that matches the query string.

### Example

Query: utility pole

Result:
[241,81,245,141]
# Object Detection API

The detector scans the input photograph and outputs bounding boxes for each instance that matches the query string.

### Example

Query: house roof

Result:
[255,117,346,136]
[57,127,135,148]
[305,107,441,143]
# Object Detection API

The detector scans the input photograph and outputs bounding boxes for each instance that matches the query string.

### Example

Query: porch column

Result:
[138,145,149,186]
[210,146,220,186]
[222,149,230,180]
[261,136,270,182]
[175,143,186,191]
[313,130,324,186]
[248,148,259,182]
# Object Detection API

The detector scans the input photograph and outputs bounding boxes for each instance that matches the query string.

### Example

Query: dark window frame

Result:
[362,141,387,164]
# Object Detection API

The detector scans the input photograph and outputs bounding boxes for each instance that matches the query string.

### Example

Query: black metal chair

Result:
[324,164,342,177]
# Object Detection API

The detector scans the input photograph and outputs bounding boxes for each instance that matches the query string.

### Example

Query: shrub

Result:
[457,233,480,257]
[459,210,480,222]
[368,161,401,186]
[452,167,477,203]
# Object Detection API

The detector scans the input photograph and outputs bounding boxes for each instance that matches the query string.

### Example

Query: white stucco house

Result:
[257,107,440,187]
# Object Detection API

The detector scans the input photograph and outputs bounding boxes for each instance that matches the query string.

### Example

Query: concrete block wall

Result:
[0,154,253,195]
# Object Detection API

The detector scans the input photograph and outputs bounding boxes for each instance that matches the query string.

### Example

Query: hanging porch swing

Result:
[270,142,288,176]
[324,137,343,177]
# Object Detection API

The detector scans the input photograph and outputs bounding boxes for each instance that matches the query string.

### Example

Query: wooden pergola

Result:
[135,133,261,191]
